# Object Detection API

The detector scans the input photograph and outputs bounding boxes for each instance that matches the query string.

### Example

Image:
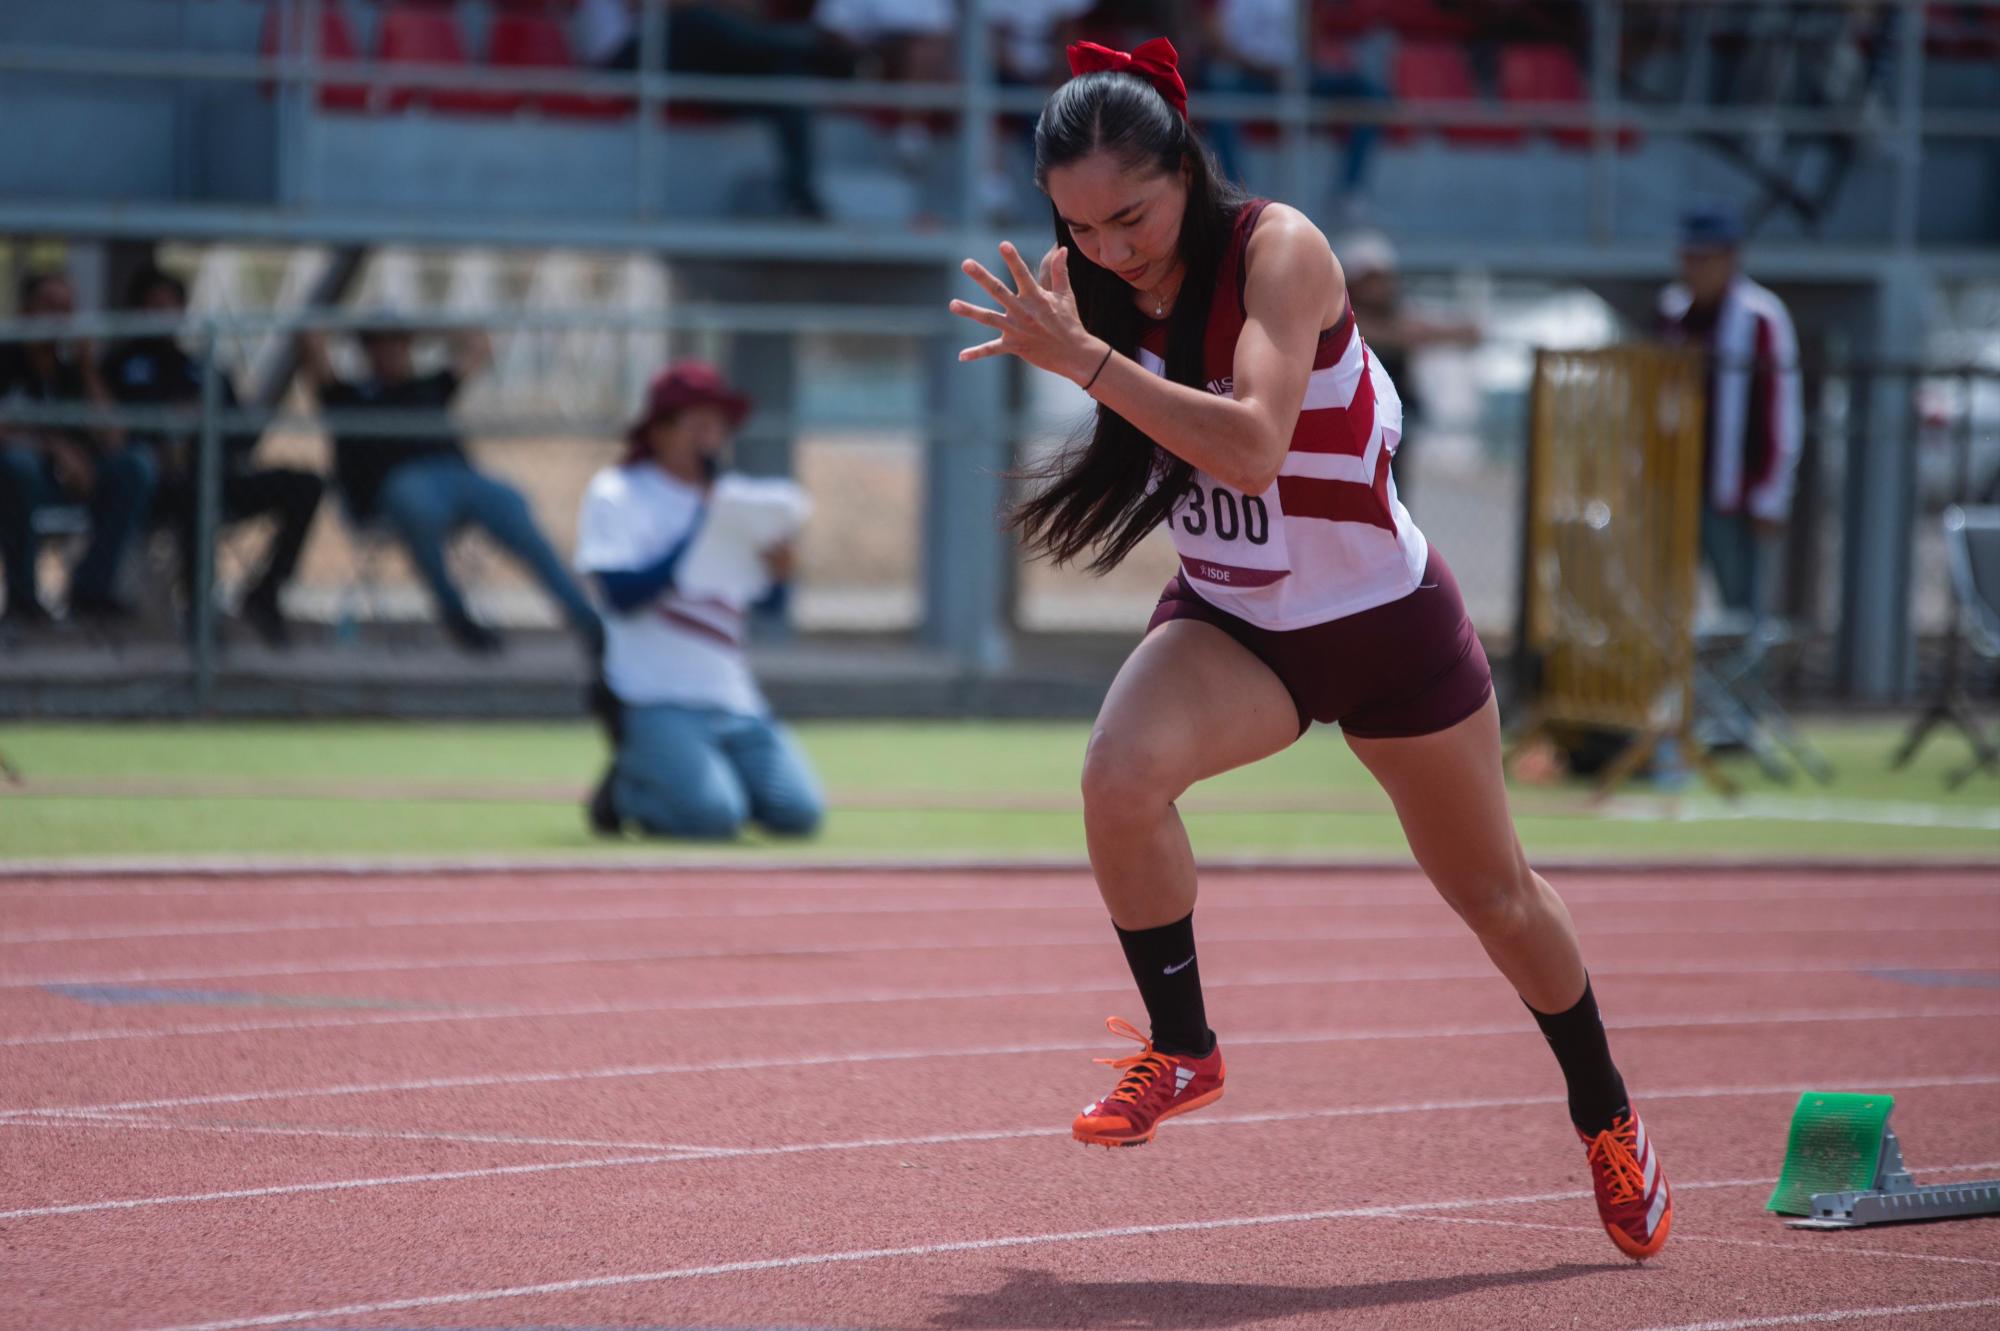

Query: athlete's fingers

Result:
[958,338,1008,362]
[961,260,1028,317]
[997,242,1046,305]
[1050,247,1073,300]
[948,299,1008,329]
[1037,244,1061,287]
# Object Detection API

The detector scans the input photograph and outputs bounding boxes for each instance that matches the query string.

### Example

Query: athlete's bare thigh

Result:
[1088,618,1300,800]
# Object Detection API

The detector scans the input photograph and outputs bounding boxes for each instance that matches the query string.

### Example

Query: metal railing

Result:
[0,303,966,712]
[2,300,1992,714]
[2,0,1994,252]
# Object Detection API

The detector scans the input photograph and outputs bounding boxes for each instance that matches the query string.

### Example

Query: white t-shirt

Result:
[1222,0,1299,74]
[814,0,953,42]
[575,464,766,717]
[993,0,1093,79]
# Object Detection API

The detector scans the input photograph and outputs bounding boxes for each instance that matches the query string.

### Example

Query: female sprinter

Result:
[947,39,1671,1262]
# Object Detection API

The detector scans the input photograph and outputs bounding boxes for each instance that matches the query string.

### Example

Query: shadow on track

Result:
[925,1259,1619,1328]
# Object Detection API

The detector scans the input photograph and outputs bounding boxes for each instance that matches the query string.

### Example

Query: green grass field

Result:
[1,718,1994,863]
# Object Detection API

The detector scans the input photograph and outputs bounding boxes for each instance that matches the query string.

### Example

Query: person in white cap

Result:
[1339,231,1479,510]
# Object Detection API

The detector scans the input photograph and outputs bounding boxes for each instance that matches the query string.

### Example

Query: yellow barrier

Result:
[1513,345,1733,797]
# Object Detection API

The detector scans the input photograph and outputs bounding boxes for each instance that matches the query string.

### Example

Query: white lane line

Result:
[0,897,1102,945]
[8,903,1990,947]
[3,996,1994,1115]
[6,910,1994,1021]
[1609,794,2000,832]
[0,895,1122,951]
[8,1010,1995,1150]
[7,983,1992,1055]
[2,1111,698,1155]
[5,870,1993,904]
[10,981,2000,1121]
[1398,1212,2000,1270]
[0,1149,711,1220]
[10,992,1993,1062]
[8,914,1996,992]
[120,1161,2000,1331]
[1620,1298,2000,1331]
[7,1079,1997,1223]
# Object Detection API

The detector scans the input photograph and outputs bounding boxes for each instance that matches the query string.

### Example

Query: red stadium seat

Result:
[1393,42,1519,146]
[257,0,366,111]
[1498,43,1638,149]
[487,12,632,118]
[375,3,511,114]
[1927,3,2000,58]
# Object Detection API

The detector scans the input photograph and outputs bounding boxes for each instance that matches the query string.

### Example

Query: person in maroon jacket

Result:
[1659,207,1804,616]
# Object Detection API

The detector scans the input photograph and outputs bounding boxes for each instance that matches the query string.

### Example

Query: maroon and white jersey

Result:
[1137,199,1427,631]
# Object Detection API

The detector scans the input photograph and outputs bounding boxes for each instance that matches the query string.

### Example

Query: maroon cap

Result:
[626,361,752,450]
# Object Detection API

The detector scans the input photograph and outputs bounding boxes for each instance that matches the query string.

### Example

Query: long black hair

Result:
[1011,70,1250,573]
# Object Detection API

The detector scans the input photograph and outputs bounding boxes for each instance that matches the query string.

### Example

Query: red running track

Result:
[1,865,1996,1331]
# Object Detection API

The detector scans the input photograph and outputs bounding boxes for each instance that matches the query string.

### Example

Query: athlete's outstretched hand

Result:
[949,243,1108,385]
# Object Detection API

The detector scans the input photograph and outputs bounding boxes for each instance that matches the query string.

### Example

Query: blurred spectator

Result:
[583,0,851,217]
[578,0,641,65]
[1658,207,1802,616]
[1339,232,1479,509]
[1071,0,1194,53]
[983,0,1094,217]
[815,0,954,170]
[297,324,603,655]
[814,0,952,82]
[577,361,823,841]
[0,271,156,629]
[993,0,1093,86]
[102,265,323,649]
[1198,0,1389,220]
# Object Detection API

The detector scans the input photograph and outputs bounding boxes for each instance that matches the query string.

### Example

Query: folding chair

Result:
[332,495,491,648]
[16,504,159,643]
[1695,609,1836,785]
[29,501,92,552]
[333,505,415,645]
[1893,505,2000,787]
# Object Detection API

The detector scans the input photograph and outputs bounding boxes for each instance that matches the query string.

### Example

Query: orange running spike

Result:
[1071,1016,1225,1148]
[1581,1110,1674,1260]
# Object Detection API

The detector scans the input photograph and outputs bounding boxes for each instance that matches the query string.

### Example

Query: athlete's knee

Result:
[1436,858,1538,939]
[1080,726,1186,822]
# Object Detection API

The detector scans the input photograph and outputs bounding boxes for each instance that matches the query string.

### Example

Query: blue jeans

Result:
[374,458,599,635]
[1202,63,1385,197]
[0,442,157,611]
[1700,509,1768,616]
[613,703,824,839]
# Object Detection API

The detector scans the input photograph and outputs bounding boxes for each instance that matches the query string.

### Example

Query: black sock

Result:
[1526,976,1629,1135]
[1113,911,1215,1058]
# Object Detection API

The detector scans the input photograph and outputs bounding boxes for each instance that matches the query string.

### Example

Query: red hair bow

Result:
[1066,37,1188,120]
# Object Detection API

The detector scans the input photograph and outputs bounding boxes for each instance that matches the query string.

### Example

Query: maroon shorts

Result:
[1148,549,1494,739]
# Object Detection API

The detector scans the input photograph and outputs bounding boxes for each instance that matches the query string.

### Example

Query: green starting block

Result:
[1767,1091,2000,1229]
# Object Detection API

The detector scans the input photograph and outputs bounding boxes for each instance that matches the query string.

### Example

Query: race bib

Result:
[1164,472,1292,588]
